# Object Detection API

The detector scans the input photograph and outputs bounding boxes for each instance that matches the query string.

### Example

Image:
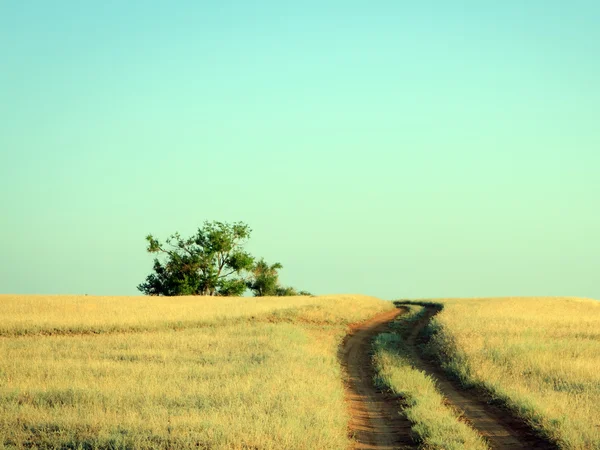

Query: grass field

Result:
[421,297,600,450]
[0,294,394,449]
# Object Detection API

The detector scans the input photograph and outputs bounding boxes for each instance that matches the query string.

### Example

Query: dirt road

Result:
[340,308,416,449]
[340,306,556,450]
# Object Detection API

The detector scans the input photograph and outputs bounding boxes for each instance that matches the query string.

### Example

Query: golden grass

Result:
[0,294,389,336]
[422,297,600,450]
[373,305,488,450]
[0,294,394,449]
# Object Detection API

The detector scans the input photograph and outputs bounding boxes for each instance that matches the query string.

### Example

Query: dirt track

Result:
[340,306,556,450]
[340,308,415,449]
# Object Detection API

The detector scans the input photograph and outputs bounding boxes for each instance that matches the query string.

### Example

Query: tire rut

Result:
[405,305,557,450]
[340,308,416,449]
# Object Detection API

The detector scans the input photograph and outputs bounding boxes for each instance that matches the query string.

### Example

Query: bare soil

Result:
[340,308,416,449]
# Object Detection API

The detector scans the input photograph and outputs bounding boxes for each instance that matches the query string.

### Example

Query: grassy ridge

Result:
[373,305,488,450]
[420,297,600,450]
[0,294,394,449]
[0,294,389,337]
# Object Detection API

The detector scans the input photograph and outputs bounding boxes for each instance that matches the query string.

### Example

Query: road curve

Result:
[339,308,416,449]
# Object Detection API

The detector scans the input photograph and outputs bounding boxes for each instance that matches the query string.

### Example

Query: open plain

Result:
[1,295,599,449]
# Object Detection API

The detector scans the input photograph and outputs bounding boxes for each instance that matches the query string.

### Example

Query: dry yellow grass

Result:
[424,297,600,450]
[0,294,388,336]
[0,294,394,449]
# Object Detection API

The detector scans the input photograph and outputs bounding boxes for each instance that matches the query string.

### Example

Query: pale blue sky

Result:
[1,1,598,299]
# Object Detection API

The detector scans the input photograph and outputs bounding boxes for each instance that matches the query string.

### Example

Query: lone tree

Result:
[137,221,254,296]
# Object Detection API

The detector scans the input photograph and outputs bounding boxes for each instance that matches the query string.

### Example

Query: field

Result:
[3,294,599,450]
[423,297,600,449]
[0,294,394,449]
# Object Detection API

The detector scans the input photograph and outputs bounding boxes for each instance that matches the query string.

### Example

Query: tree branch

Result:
[219,268,237,278]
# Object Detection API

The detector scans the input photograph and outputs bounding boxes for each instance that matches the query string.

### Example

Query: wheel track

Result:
[402,305,557,450]
[340,308,416,449]
[340,306,557,450]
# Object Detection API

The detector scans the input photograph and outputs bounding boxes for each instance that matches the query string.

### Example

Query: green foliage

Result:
[246,258,283,296]
[139,221,312,297]
[275,286,299,296]
[137,221,254,296]
[246,258,312,297]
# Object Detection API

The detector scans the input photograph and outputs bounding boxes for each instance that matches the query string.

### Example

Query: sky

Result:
[1,1,598,300]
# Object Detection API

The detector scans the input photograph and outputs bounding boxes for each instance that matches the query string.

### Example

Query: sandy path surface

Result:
[340,308,416,449]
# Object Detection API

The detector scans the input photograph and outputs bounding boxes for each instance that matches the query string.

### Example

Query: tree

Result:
[274,286,312,296]
[246,258,283,296]
[137,221,254,296]
[275,285,297,296]
[246,258,313,297]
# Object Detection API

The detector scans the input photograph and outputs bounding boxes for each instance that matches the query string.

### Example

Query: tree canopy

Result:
[138,221,311,297]
[137,221,253,296]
